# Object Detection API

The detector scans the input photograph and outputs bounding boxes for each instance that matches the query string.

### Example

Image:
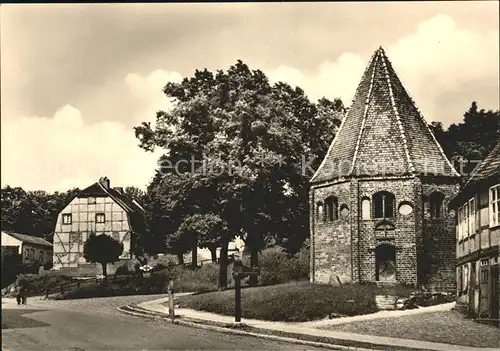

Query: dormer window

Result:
[95,213,106,223]
[62,214,72,225]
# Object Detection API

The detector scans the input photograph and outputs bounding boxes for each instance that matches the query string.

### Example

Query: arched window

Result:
[324,196,338,222]
[429,192,445,219]
[373,191,395,219]
[316,202,324,222]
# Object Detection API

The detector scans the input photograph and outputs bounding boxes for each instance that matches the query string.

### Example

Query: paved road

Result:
[2,295,324,350]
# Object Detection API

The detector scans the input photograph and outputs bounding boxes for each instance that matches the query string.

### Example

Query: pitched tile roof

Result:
[311,47,459,184]
[463,141,500,190]
[2,231,53,247]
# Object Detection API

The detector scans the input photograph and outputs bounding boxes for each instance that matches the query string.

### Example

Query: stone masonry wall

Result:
[358,178,420,286]
[350,179,361,281]
[311,181,352,284]
[311,176,459,289]
[422,180,460,292]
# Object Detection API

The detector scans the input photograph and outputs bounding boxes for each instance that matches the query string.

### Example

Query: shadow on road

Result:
[2,309,51,329]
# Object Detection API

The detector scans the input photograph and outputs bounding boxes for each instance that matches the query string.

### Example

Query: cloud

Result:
[125,69,183,113]
[2,14,497,192]
[267,14,499,124]
[267,53,366,104]
[386,14,499,123]
[0,70,184,192]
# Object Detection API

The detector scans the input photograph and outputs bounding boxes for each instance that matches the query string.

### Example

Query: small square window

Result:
[95,213,105,223]
[62,214,72,225]
[88,197,96,204]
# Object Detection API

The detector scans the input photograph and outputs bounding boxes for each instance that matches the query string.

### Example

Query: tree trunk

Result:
[191,240,198,269]
[210,247,217,263]
[101,262,108,277]
[218,241,229,290]
[177,253,184,265]
[249,246,259,287]
[101,262,108,284]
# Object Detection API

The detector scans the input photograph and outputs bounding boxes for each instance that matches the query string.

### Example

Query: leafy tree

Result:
[124,186,146,205]
[83,234,123,278]
[430,102,500,178]
[176,213,228,266]
[1,186,79,241]
[1,186,28,232]
[135,61,344,288]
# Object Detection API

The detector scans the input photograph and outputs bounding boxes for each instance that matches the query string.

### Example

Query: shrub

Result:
[3,272,72,297]
[148,254,179,270]
[152,263,168,272]
[171,263,220,293]
[115,259,141,275]
[401,290,455,309]
[55,280,141,300]
[243,247,309,286]
[177,281,387,322]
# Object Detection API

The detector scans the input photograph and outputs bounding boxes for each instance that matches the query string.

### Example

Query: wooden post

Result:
[168,280,175,322]
[234,274,241,322]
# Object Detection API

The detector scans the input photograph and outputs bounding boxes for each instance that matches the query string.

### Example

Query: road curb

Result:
[117,305,379,351]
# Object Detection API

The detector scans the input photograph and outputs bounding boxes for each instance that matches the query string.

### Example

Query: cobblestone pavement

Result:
[321,310,500,349]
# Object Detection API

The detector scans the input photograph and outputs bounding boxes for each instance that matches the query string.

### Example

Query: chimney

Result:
[113,187,124,194]
[99,177,110,189]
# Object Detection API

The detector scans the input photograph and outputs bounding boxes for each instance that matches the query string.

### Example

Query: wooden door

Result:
[479,266,489,317]
[490,264,499,320]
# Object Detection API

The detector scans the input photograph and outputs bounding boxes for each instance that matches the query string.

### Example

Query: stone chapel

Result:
[310,47,460,290]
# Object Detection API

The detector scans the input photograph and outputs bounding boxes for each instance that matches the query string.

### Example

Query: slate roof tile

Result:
[311,47,459,184]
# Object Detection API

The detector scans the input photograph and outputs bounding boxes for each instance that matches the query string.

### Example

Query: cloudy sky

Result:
[1,2,499,192]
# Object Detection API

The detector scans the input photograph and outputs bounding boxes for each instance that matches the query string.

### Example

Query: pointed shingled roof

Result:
[311,47,459,184]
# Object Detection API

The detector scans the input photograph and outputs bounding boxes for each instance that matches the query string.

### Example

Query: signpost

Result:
[138,264,153,294]
[139,264,153,279]
[168,279,175,322]
[232,259,260,323]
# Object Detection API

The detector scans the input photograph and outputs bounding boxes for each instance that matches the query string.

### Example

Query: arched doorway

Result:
[375,244,396,282]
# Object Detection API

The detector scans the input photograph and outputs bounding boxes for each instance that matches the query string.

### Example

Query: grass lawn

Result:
[320,310,499,348]
[175,281,415,322]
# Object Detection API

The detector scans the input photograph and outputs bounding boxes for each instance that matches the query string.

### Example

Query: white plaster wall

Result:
[1,231,23,254]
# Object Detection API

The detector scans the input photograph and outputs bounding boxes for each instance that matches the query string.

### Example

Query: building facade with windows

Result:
[451,142,499,320]
[1,231,53,265]
[309,47,460,290]
[52,177,145,271]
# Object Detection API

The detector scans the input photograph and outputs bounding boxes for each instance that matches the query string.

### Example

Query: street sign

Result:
[232,261,260,322]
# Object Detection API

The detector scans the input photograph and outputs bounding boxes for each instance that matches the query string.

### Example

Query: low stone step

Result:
[375,294,397,310]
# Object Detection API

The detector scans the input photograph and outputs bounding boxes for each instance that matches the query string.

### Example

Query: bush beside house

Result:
[49,246,309,299]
